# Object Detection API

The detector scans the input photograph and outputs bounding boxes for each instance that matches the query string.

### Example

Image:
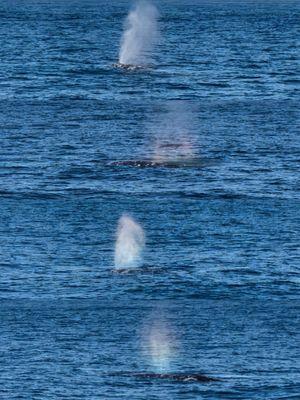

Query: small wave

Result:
[0,190,64,200]
[163,83,193,91]
[198,82,230,88]
[283,79,300,85]
[66,67,108,75]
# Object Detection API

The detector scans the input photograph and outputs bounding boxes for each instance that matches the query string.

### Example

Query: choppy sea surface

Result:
[0,0,299,399]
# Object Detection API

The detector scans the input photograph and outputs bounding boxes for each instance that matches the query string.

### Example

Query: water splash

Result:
[114,214,145,270]
[119,1,159,67]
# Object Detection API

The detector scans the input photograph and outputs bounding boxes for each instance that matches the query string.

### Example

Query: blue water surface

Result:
[0,0,299,399]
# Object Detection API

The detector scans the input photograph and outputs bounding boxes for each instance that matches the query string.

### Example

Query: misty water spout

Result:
[114,214,145,269]
[150,103,199,165]
[119,1,159,66]
[141,313,178,373]
[152,137,196,164]
[149,322,172,372]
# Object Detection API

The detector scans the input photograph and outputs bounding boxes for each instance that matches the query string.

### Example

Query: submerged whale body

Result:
[113,264,164,274]
[114,62,145,71]
[134,372,219,382]
[111,372,219,382]
[109,158,213,168]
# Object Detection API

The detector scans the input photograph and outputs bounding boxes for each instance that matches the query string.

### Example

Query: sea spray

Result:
[119,1,159,66]
[114,214,145,269]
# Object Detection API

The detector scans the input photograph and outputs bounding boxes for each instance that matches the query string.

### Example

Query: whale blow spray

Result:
[114,214,145,269]
[151,102,198,165]
[119,1,159,66]
[141,312,178,373]
[148,320,173,372]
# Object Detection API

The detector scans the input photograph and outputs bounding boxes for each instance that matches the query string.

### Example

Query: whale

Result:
[114,62,145,71]
[108,157,217,168]
[133,372,219,382]
[113,265,165,274]
[109,371,219,382]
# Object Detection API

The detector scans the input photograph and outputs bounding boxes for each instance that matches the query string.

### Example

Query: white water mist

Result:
[141,312,178,373]
[119,1,159,66]
[114,214,145,269]
[151,102,198,164]
[148,321,172,372]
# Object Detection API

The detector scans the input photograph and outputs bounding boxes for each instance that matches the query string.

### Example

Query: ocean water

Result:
[0,0,299,399]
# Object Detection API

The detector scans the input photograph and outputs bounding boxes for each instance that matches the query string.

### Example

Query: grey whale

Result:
[108,158,216,168]
[114,62,146,71]
[132,372,219,382]
[110,371,219,382]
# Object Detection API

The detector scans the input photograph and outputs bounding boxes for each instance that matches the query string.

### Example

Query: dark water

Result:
[0,0,299,399]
